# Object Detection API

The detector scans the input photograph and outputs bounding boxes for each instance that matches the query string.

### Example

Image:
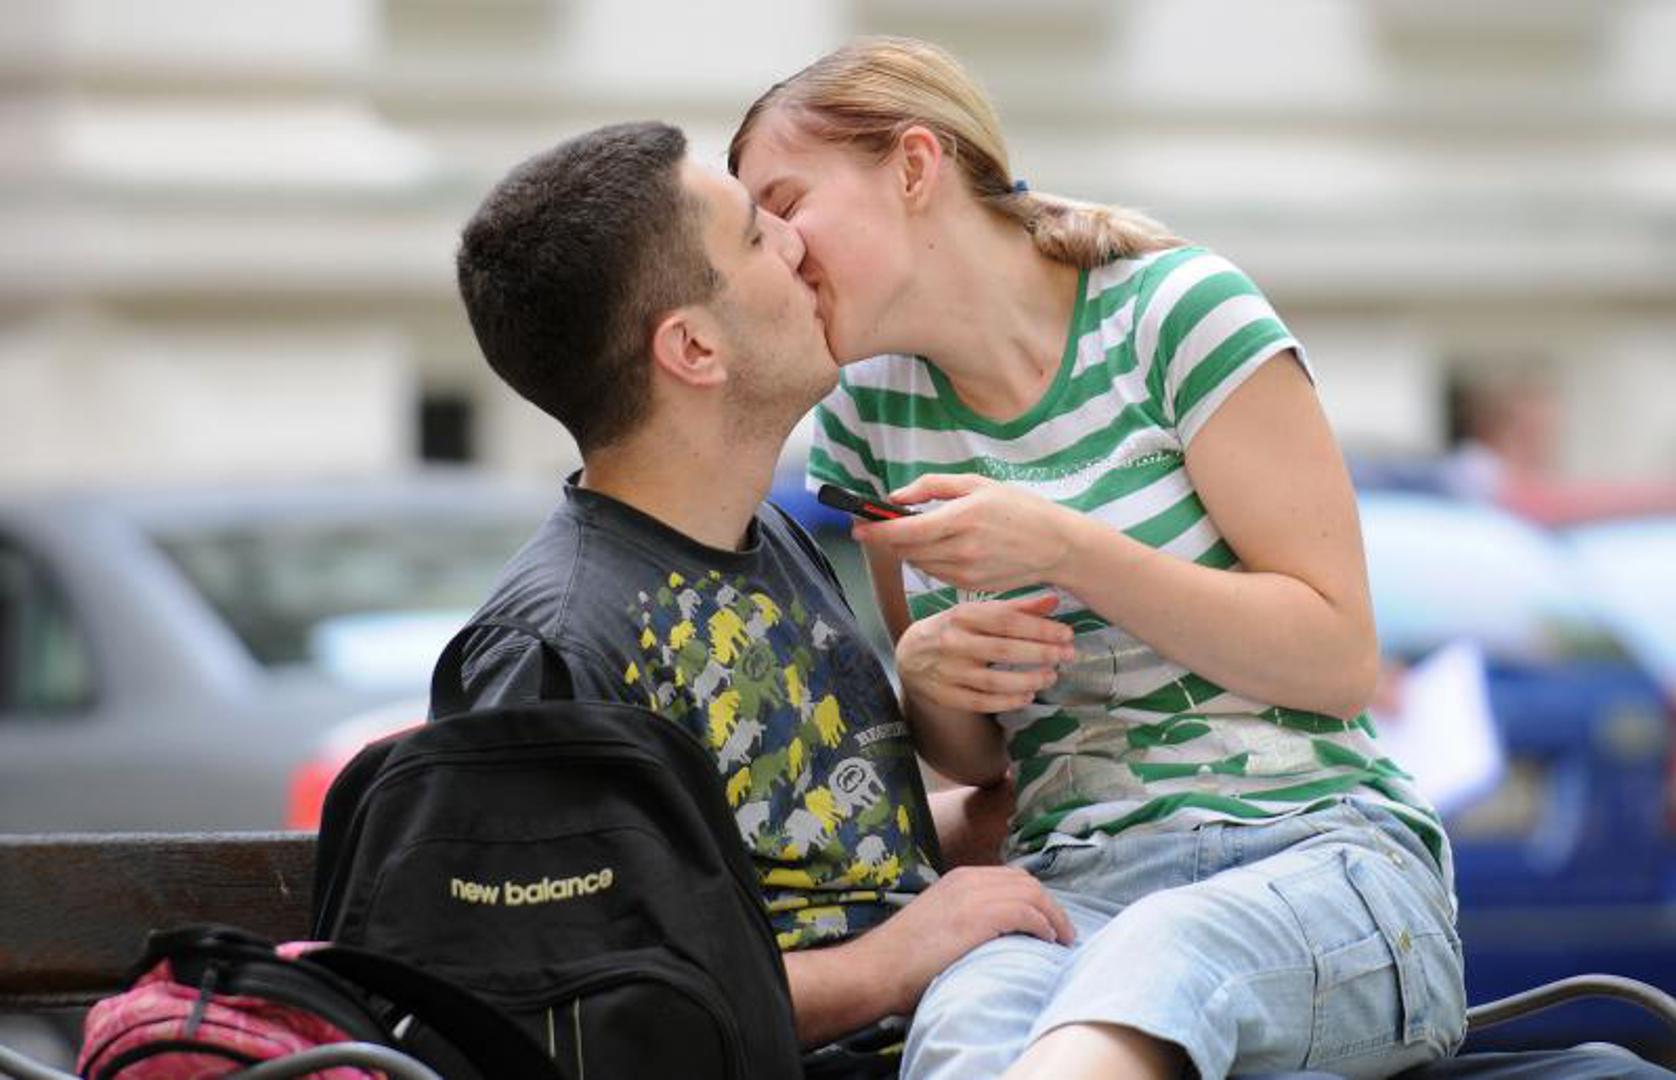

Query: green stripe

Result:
[1135,256,1209,413]
[1118,672,1225,714]
[1154,271,1262,383]
[1196,540,1239,569]
[1128,752,1250,783]
[905,588,958,621]
[1241,772,1369,803]
[1090,246,1205,324]
[806,448,881,501]
[1173,319,1291,422]
[1054,608,1111,634]
[1310,740,1415,783]
[1124,715,1211,751]
[1124,489,1207,548]
[1016,753,1055,791]
[848,384,961,432]
[1260,706,1355,735]
[850,329,1123,437]
[814,405,888,487]
[1009,712,1081,761]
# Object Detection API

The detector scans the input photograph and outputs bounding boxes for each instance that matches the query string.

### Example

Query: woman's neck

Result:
[896,207,1083,422]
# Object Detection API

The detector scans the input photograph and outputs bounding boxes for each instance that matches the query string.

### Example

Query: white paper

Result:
[1370,640,1506,817]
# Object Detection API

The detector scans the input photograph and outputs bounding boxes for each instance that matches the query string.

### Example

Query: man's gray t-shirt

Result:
[441,480,941,950]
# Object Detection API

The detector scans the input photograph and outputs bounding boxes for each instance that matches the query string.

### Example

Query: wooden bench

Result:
[0,833,315,1011]
[5,831,1675,1077]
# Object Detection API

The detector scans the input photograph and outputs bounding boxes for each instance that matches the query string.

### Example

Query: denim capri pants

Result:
[902,798,1467,1080]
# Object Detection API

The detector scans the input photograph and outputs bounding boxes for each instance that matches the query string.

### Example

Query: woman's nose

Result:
[773,214,806,268]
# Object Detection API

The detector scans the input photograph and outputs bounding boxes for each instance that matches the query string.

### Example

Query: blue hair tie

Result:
[1012,178,1030,194]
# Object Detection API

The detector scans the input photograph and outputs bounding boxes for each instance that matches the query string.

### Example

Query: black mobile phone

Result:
[816,483,917,522]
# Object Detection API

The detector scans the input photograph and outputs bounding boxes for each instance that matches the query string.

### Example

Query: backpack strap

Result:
[429,618,574,720]
[304,943,569,1079]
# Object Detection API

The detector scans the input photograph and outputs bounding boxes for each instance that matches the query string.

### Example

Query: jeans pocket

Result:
[1271,849,1460,1069]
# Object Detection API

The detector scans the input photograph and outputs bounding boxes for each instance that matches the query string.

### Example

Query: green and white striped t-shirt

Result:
[807,246,1448,874]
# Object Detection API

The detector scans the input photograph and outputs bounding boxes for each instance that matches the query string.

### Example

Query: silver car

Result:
[0,472,549,833]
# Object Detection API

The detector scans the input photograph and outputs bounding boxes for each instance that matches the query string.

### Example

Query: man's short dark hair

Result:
[456,122,720,452]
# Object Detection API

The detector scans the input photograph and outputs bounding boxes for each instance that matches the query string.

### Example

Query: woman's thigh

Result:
[900,887,1112,1080]
[1032,827,1464,1080]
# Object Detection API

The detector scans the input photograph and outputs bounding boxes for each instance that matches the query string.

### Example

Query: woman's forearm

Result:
[1052,509,1379,719]
[904,693,1009,786]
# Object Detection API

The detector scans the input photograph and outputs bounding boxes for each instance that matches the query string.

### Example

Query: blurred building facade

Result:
[2,0,1674,489]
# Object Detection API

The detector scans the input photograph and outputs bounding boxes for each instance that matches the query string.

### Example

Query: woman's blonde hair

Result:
[729,36,1183,269]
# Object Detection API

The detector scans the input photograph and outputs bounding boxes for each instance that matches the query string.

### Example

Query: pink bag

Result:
[78,932,387,1080]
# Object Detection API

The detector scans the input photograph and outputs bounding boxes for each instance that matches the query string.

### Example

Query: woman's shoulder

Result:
[1087,243,1237,290]
[1088,245,1272,324]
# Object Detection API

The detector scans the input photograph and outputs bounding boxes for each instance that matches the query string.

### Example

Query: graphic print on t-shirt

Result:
[622,568,936,948]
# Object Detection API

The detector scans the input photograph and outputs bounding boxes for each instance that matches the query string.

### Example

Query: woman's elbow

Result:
[1327,627,1381,721]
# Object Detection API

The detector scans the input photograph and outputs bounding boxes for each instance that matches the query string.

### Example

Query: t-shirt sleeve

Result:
[457,629,549,709]
[1137,249,1312,449]
[805,380,887,500]
[452,625,629,712]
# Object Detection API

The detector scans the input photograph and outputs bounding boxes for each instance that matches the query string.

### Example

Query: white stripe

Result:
[1087,251,1163,298]
[1133,253,1237,399]
[819,381,866,429]
[839,352,926,392]
[1155,514,1223,563]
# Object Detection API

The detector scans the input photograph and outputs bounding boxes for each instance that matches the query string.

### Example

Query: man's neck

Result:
[578,420,780,552]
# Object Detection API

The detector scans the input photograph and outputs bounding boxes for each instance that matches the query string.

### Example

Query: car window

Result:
[0,536,98,714]
[149,516,536,673]
[1358,493,1616,661]
[1566,517,1676,690]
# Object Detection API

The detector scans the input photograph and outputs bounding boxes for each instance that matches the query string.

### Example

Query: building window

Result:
[419,391,475,464]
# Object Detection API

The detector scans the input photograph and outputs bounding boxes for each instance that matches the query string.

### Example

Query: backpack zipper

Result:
[485,959,748,1080]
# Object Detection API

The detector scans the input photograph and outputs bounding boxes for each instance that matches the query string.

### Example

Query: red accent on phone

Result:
[816,483,917,522]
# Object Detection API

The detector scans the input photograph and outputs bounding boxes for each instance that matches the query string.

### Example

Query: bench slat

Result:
[0,832,316,1008]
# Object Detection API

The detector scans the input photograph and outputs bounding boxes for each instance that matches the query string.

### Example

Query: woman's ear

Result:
[649,307,727,389]
[897,124,944,209]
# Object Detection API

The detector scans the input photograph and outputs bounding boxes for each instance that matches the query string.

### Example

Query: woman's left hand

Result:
[852,474,1078,593]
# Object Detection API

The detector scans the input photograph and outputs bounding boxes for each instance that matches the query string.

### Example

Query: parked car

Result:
[0,472,548,833]
[1358,494,1674,1059]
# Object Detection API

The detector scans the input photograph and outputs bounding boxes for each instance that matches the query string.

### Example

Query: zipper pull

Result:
[184,963,220,1038]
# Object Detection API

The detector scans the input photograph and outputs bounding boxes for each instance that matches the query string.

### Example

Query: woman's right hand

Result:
[897,594,1078,714]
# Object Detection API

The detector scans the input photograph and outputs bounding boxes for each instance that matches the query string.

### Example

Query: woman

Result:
[731,37,1464,1080]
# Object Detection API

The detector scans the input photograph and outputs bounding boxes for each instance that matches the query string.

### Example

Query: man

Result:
[444,121,1072,1053]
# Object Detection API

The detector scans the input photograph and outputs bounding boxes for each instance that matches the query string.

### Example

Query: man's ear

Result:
[897,125,945,210]
[649,307,727,389]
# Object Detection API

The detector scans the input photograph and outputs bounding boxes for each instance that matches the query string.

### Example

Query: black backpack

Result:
[310,688,804,1079]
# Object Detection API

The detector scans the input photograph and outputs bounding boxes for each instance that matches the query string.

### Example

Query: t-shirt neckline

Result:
[921,266,1091,440]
